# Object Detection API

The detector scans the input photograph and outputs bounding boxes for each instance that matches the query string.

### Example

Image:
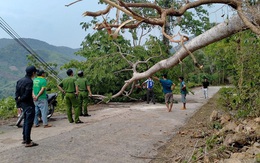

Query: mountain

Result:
[0,38,84,99]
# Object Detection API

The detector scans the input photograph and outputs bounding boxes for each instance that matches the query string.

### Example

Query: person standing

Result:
[153,74,175,112]
[202,78,209,99]
[15,65,38,147]
[142,76,155,104]
[179,77,187,110]
[57,69,83,124]
[33,70,52,128]
[75,71,92,117]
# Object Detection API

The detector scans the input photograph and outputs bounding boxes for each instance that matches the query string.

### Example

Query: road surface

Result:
[0,86,221,163]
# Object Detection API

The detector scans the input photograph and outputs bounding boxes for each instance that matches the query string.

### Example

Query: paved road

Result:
[0,86,221,163]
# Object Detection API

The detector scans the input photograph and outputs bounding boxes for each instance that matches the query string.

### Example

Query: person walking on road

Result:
[57,69,83,124]
[75,71,92,117]
[153,74,175,112]
[33,70,52,128]
[15,65,39,147]
[142,76,155,104]
[202,78,209,99]
[179,76,187,110]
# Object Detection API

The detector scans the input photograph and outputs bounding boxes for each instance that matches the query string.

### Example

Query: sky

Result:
[0,0,104,48]
[0,1,234,49]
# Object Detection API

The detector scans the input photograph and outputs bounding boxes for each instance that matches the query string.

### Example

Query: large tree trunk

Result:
[162,0,172,54]
[111,13,259,98]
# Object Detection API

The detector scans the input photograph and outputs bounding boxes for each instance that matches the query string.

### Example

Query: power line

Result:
[0,17,62,82]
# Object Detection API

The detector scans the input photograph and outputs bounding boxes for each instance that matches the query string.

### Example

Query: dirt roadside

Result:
[151,90,222,163]
[0,86,221,163]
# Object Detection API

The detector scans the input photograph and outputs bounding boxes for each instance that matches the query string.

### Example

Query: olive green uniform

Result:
[75,77,90,115]
[58,77,80,123]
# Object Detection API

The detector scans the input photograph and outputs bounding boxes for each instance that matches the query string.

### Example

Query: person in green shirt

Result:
[57,69,83,124]
[33,70,52,128]
[75,71,92,117]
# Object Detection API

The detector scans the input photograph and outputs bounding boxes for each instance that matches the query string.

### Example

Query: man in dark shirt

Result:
[202,78,210,99]
[15,65,38,147]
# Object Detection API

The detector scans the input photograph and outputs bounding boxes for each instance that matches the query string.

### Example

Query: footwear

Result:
[181,107,186,110]
[25,142,38,147]
[22,139,32,144]
[34,124,40,128]
[75,120,84,124]
[69,120,74,123]
[83,114,91,117]
[43,124,52,128]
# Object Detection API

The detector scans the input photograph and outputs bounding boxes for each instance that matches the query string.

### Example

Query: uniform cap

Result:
[77,71,83,77]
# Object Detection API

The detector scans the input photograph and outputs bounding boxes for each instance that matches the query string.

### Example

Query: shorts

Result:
[181,94,186,103]
[165,93,173,103]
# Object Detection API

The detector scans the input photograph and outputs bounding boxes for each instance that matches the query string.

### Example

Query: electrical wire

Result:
[0,17,62,82]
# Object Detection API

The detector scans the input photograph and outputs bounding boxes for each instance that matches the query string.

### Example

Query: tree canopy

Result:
[64,0,260,102]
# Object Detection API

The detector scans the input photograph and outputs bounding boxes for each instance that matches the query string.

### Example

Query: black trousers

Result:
[146,89,155,103]
[22,106,35,143]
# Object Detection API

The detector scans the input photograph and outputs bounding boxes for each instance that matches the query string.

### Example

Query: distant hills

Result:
[0,38,83,99]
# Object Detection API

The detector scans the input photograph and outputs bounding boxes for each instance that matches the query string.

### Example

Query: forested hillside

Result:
[0,38,83,99]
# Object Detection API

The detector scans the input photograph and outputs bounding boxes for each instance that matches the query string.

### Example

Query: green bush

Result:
[0,97,17,119]
[218,87,236,110]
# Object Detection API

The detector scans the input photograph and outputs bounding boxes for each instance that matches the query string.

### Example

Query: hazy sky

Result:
[0,0,103,48]
[0,1,233,49]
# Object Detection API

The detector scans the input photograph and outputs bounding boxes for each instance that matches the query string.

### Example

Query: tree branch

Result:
[113,42,133,66]
[110,14,250,99]
[118,0,146,21]
[65,0,83,7]
[94,21,143,30]
[122,2,163,15]
[237,5,260,35]
[83,0,240,31]
[83,5,112,17]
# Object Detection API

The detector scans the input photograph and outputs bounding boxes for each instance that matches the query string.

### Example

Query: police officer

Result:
[76,71,92,116]
[57,69,83,124]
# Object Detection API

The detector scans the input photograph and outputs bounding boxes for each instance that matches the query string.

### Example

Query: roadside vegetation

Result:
[1,29,259,121]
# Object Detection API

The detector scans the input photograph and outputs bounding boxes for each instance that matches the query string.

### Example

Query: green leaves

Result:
[179,7,210,36]
[0,97,17,119]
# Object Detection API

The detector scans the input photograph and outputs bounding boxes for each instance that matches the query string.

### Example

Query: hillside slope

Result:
[0,38,83,98]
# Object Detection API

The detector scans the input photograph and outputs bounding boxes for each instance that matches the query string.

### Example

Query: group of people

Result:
[142,74,210,112]
[142,74,188,112]
[15,66,92,147]
[57,69,92,124]
[15,65,209,148]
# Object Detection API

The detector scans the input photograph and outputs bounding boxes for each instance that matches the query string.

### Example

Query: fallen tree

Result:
[66,1,260,101]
